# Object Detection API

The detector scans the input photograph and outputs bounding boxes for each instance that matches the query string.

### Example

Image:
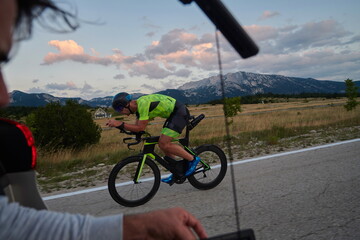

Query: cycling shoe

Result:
[161,174,173,183]
[185,156,201,176]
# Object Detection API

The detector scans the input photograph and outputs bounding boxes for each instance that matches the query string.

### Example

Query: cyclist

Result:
[107,92,201,183]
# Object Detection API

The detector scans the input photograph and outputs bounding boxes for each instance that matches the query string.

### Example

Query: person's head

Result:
[0,0,78,207]
[0,0,16,62]
[112,92,134,115]
[0,0,78,107]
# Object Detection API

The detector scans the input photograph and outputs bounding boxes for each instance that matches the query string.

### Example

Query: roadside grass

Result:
[35,98,360,193]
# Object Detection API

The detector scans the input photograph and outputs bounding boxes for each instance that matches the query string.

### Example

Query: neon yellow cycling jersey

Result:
[136,94,176,121]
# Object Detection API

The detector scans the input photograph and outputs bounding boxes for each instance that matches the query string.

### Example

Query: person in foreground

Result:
[0,0,208,239]
[107,92,202,183]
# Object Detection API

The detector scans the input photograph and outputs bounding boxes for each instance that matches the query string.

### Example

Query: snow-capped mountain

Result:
[8,71,358,107]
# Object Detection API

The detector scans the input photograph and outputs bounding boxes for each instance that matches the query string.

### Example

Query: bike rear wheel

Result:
[188,144,227,190]
[108,156,160,207]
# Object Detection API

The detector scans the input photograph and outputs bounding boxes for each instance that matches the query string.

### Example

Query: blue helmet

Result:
[112,92,132,112]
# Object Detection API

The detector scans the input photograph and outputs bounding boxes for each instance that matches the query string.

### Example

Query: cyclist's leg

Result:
[160,102,200,177]
[159,134,193,160]
[159,101,192,161]
[159,134,194,183]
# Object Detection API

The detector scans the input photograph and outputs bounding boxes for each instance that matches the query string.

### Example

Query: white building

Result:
[94,108,111,119]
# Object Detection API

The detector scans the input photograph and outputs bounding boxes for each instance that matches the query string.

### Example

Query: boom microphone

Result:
[179,0,259,59]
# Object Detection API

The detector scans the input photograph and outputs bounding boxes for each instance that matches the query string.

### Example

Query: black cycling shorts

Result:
[162,101,189,137]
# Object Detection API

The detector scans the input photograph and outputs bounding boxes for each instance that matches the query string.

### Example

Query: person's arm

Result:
[1,196,207,240]
[0,196,123,240]
[107,119,148,132]
[123,207,208,240]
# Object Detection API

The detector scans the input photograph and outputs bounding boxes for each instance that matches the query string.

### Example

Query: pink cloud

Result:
[43,40,125,66]
[41,21,359,82]
[259,10,280,20]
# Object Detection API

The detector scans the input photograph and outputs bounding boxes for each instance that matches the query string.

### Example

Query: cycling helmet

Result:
[112,92,132,112]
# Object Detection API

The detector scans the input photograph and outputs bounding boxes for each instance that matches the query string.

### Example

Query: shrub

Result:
[26,100,101,150]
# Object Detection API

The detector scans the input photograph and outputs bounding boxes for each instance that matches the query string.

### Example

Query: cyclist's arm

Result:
[106,119,148,132]
[123,119,148,132]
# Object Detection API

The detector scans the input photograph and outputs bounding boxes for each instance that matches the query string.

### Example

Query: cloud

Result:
[161,79,183,90]
[145,31,156,37]
[82,82,93,91]
[27,87,45,93]
[259,11,280,20]
[114,74,126,80]
[245,25,279,42]
[43,40,120,66]
[236,48,360,80]
[245,19,358,56]
[145,29,199,57]
[41,31,236,80]
[174,69,191,78]
[42,19,360,84]
[32,79,40,83]
[277,20,350,52]
[141,84,159,92]
[128,61,172,79]
[45,81,79,90]
[141,16,161,30]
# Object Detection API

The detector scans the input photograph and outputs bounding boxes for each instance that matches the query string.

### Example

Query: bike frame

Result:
[133,131,209,183]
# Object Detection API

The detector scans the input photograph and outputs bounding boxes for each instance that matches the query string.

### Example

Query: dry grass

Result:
[36,97,360,177]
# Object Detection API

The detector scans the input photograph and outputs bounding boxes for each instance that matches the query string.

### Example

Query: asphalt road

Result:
[45,139,360,240]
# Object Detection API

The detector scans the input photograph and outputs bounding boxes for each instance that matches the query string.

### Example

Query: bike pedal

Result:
[174,176,187,184]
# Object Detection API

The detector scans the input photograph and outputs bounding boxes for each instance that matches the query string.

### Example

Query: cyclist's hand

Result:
[106,119,122,127]
[123,207,208,240]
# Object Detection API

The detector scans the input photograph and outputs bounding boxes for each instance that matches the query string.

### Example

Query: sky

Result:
[4,0,360,100]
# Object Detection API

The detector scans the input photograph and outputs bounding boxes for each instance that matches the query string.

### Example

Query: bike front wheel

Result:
[108,156,160,207]
[188,144,227,190]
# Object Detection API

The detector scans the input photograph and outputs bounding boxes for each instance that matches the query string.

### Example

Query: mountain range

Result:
[9,71,359,107]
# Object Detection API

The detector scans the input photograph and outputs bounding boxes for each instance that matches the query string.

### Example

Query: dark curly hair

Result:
[14,0,79,41]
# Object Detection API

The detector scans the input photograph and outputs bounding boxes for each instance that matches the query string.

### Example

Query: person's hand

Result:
[123,207,208,240]
[106,119,122,127]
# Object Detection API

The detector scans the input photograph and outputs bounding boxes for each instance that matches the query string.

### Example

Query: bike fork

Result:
[133,154,147,183]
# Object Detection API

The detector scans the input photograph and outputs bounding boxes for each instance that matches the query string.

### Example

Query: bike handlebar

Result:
[116,114,205,149]
[116,126,147,149]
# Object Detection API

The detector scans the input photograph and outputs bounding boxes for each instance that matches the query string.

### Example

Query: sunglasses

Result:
[115,105,124,112]
[116,104,129,112]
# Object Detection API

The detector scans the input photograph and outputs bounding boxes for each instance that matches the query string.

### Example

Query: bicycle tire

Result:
[108,156,160,207]
[188,144,227,190]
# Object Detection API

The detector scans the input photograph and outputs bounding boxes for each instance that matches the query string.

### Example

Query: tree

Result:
[344,78,359,111]
[26,100,101,150]
[223,97,242,125]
